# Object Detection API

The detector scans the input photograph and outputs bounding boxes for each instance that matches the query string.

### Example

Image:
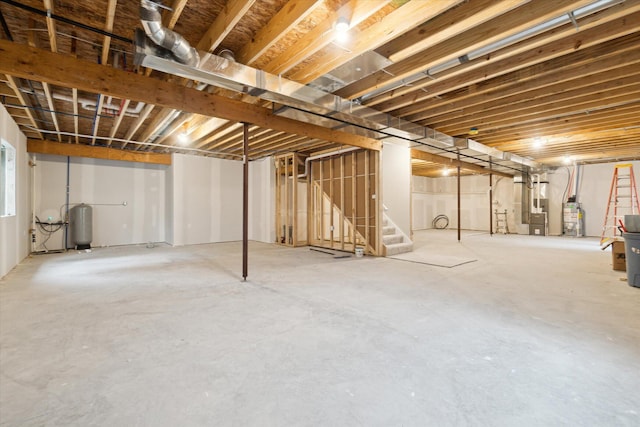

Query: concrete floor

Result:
[1,231,639,426]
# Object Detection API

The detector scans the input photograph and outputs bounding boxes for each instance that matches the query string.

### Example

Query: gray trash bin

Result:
[622,232,640,288]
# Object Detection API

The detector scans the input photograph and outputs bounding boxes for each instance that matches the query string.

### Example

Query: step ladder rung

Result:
[602,164,639,243]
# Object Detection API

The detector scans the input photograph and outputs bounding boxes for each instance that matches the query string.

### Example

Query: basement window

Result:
[0,139,16,217]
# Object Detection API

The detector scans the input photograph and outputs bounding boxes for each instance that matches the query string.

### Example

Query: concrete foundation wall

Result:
[0,104,30,279]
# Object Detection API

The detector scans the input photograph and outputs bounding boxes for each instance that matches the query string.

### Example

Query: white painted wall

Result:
[381,141,411,237]
[411,161,640,236]
[249,157,275,244]
[169,154,243,245]
[547,161,640,237]
[34,155,167,249]
[0,104,30,278]
[412,174,514,232]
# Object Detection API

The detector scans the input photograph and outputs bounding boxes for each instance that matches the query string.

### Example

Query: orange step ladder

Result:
[601,164,639,245]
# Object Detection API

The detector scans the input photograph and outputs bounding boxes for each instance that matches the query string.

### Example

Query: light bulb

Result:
[336,16,349,32]
[177,132,189,145]
[532,137,545,148]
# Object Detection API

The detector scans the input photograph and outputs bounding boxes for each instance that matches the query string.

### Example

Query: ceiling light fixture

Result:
[177,122,190,145]
[532,137,546,149]
[442,167,450,176]
[563,155,573,164]
[335,16,350,32]
[177,132,189,145]
[334,17,350,43]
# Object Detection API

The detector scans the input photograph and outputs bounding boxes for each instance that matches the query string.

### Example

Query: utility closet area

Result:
[1,0,639,425]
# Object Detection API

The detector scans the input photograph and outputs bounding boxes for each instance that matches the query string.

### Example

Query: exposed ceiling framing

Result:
[0,0,638,177]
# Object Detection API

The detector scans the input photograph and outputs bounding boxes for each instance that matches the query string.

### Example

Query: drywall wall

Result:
[169,154,243,245]
[0,104,30,279]
[34,155,167,249]
[381,141,411,238]
[249,157,275,244]
[412,174,514,232]
[547,161,640,237]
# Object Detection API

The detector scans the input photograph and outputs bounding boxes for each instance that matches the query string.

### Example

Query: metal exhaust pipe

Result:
[140,0,199,67]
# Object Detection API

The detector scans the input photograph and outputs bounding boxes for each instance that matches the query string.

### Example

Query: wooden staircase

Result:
[382,214,413,256]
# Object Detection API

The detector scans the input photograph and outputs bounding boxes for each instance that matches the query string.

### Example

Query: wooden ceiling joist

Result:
[236,0,323,65]
[369,5,640,112]
[411,59,640,123]
[263,0,391,75]
[195,0,256,53]
[336,0,595,100]
[435,80,640,134]
[0,41,381,152]
[410,149,511,178]
[289,0,462,84]
[27,139,172,165]
[163,0,189,30]
[4,75,43,139]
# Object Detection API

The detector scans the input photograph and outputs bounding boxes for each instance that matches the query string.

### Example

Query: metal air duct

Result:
[133,25,538,173]
[140,0,199,67]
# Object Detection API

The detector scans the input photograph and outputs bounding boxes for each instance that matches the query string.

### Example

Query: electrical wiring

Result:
[34,215,66,252]
[432,214,449,229]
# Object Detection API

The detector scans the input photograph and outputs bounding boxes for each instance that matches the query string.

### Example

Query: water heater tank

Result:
[70,203,92,249]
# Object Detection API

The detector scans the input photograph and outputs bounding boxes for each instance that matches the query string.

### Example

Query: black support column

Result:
[242,123,249,281]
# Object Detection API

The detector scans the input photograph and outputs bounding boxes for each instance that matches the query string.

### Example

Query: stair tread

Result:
[386,242,413,248]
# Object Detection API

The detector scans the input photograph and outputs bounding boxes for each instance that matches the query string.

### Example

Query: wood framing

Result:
[236,0,323,65]
[411,149,511,178]
[196,0,256,52]
[0,41,380,151]
[289,0,461,84]
[263,0,391,75]
[275,153,308,247]
[27,139,172,165]
[308,149,379,255]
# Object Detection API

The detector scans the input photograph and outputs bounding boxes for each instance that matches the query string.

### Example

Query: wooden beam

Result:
[91,95,105,145]
[123,104,154,149]
[434,78,640,133]
[27,139,172,165]
[377,0,527,63]
[101,0,118,65]
[411,148,512,177]
[263,0,391,75]
[477,105,640,143]
[41,82,61,142]
[370,1,640,111]
[407,56,640,122]
[0,41,380,151]
[42,0,57,53]
[196,0,256,53]
[336,0,594,100]
[441,89,640,135]
[163,0,188,29]
[289,0,462,84]
[4,75,43,139]
[108,98,130,146]
[236,0,323,65]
